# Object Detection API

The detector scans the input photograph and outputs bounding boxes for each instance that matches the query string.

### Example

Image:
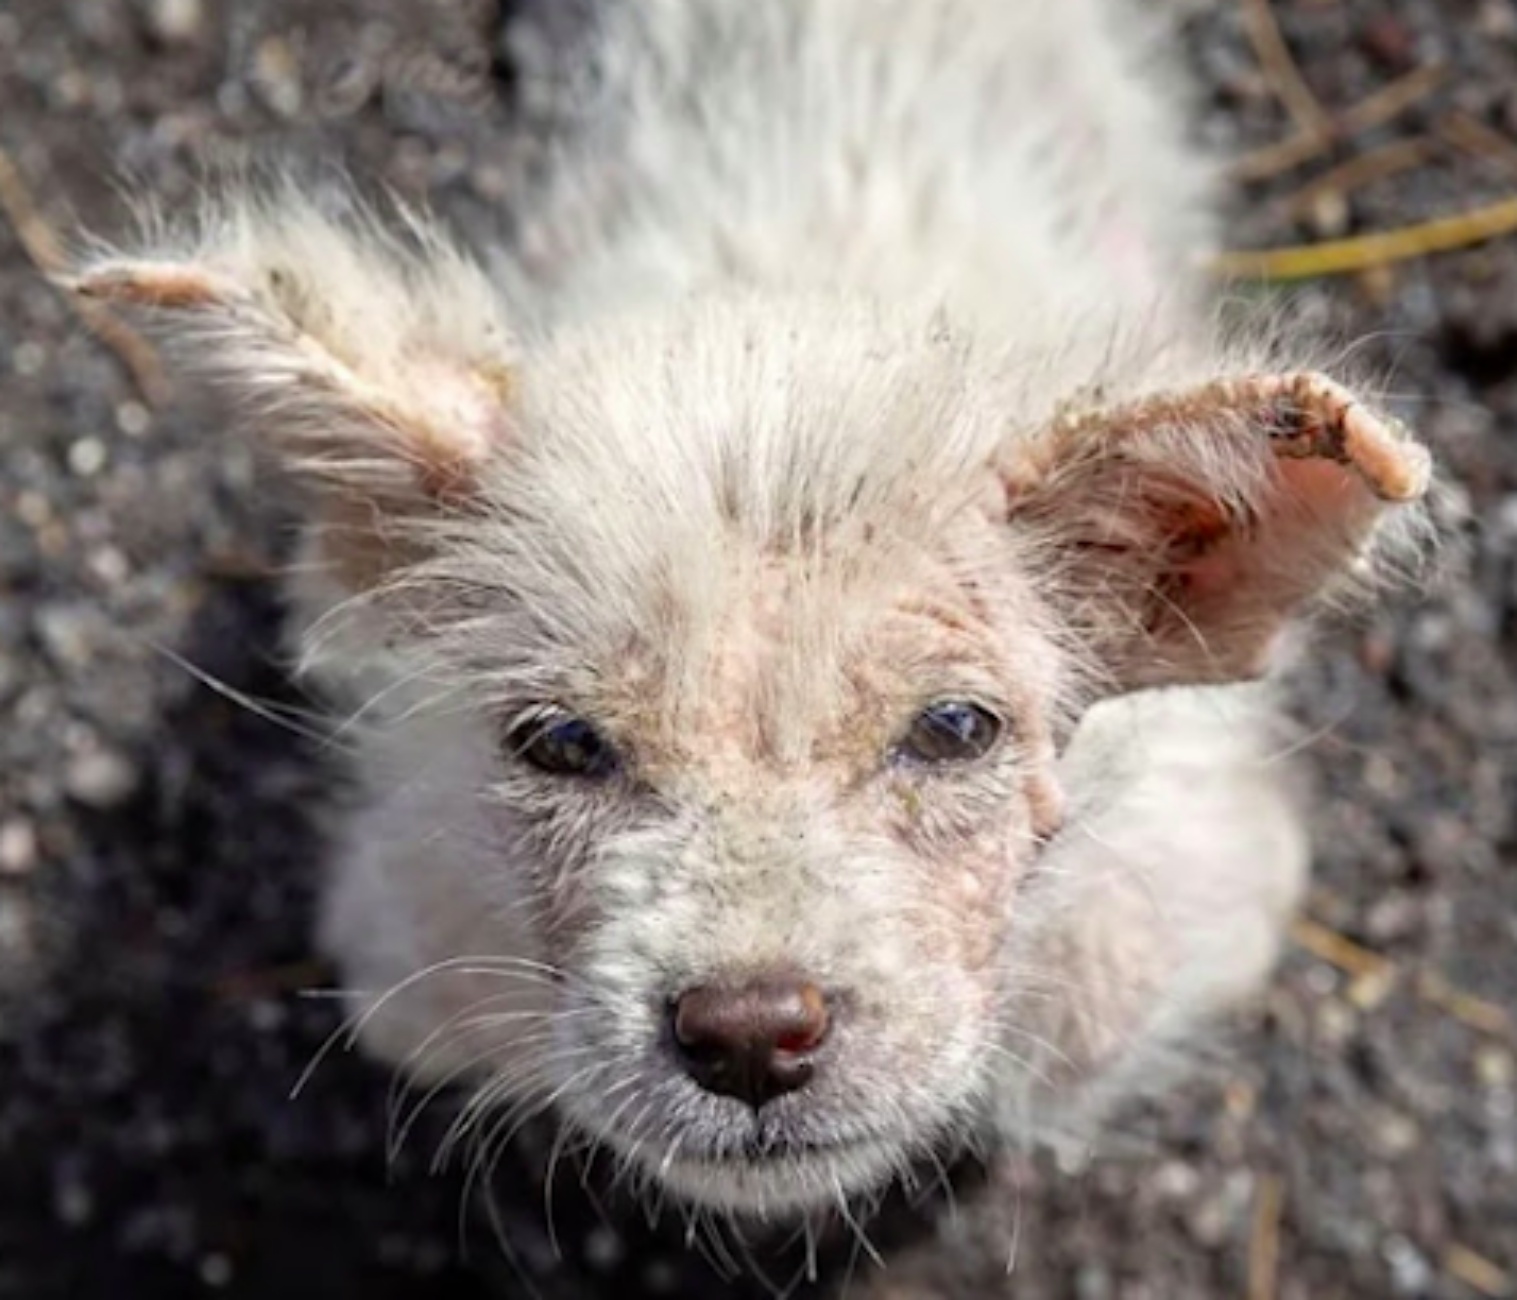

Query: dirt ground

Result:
[1,1,1515,1297]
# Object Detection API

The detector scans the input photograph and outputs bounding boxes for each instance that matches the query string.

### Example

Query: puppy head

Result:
[71,192,1431,1217]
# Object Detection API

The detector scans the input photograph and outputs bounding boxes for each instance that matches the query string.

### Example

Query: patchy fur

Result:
[67,0,1432,1277]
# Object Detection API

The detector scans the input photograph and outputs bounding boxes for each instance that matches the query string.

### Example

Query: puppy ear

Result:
[1000,372,1432,691]
[64,191,517,586]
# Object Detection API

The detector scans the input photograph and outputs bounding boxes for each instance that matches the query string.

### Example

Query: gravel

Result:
[1,1,1514,1297]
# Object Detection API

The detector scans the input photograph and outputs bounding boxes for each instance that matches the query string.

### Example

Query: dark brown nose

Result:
[671,976,831,1109]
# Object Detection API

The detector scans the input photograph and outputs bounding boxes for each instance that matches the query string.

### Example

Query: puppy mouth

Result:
[556,1078,936,1212]
[685,1133,871,1166]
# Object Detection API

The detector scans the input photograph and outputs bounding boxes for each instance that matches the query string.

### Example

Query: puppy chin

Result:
[635,1135,907,1219]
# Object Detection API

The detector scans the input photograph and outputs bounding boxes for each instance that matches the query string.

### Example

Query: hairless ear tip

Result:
[55,262,236,311]
[57,265,143,304]
[1344,410,1434,504]
[58,268,144,305]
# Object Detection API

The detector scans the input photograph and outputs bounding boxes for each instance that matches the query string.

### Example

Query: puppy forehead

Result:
[506,295,1007,519]
[449,299,1061,739]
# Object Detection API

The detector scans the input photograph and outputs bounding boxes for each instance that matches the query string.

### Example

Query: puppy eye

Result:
[505,712,621,779]
[894,701,1004,766]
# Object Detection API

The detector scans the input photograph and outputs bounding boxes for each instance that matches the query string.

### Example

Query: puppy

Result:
[68,0,1432,1284]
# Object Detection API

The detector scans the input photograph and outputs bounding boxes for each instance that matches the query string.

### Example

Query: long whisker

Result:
[292,954,573,1098]
[147,639,353,752]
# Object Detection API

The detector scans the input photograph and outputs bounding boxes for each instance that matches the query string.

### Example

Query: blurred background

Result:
[0,1,1514,1297]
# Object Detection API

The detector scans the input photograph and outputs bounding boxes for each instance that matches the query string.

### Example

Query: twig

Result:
[1440,110,1517,183]
[1444,1244,1513,1299]
[1212,196,1517,280]
[1290,917,1399,1008]
[1341,64,1450,140]
[1279,135,1439,222]
[1418,971,1516,1041]
[1293,917,1513,1041]
[1241,0,1333,143]
[1231,63,1448,183]
[1248,1174,1284,1300]
[0,146,170,406]
[1233,128,1341,185]
[1290,917,1393,980]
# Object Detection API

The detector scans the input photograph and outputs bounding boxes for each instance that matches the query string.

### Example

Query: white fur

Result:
[73,0,1429,1252]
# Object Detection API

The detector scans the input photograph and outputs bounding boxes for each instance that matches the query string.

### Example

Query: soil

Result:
[1,2,1514,1298]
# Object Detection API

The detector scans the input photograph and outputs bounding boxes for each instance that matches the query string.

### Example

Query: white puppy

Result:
[69,0,1431,1276]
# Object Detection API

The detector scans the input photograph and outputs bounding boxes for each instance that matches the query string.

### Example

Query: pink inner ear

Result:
[1175,456,1372,603]
[1008,371,1430,689]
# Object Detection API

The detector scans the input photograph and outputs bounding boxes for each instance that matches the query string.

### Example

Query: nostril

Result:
[774,1028,817,1054]
[772,982,829,1055]
[671,976,832,1108]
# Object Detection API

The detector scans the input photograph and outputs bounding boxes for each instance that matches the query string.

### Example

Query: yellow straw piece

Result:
[1213,196,1517,281]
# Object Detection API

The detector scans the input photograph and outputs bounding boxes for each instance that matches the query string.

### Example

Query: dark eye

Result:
[505,712,621,779]
[894,701,1004,766]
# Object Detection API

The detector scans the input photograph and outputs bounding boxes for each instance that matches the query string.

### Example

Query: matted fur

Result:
[68,0,1432,1264]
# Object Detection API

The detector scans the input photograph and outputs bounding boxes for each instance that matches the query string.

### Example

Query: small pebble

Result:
[52,1174,94,1227]
[1382,1233,1434,1297]
[86,546,130,586]
[15,490,52,528]
[1224,1079,1258,1122]
[1370,1108,1420,1158]
[37,606,99,668]
[1475,1044,1514,1090]
[1363,752,1402,799]
[1314,998,1358,1048]
[1185,1171,1252,1248]
[145,0,203,44]
[251,36,303,118]
[0,819,38,875]
[65,748,139,810]
[115,400,151,437]
[37,609,108,670]
[1303,961,1339,998]
[199,1253,233,1287]
[67,437,108,478]
[50,68,91,110]
[1305,189,1350,240]
[1355,262,1399,310]
[1151,1159,1201,1200]
[1365,892,1421,943]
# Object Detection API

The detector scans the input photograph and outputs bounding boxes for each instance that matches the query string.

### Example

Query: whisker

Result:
[291,954,573,1100]
[147,639,353,752]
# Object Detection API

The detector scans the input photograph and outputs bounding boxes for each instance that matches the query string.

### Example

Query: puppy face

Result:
[488,566,1056,1213]
[70,195,1430,1216]
[389,307,1073,1213]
